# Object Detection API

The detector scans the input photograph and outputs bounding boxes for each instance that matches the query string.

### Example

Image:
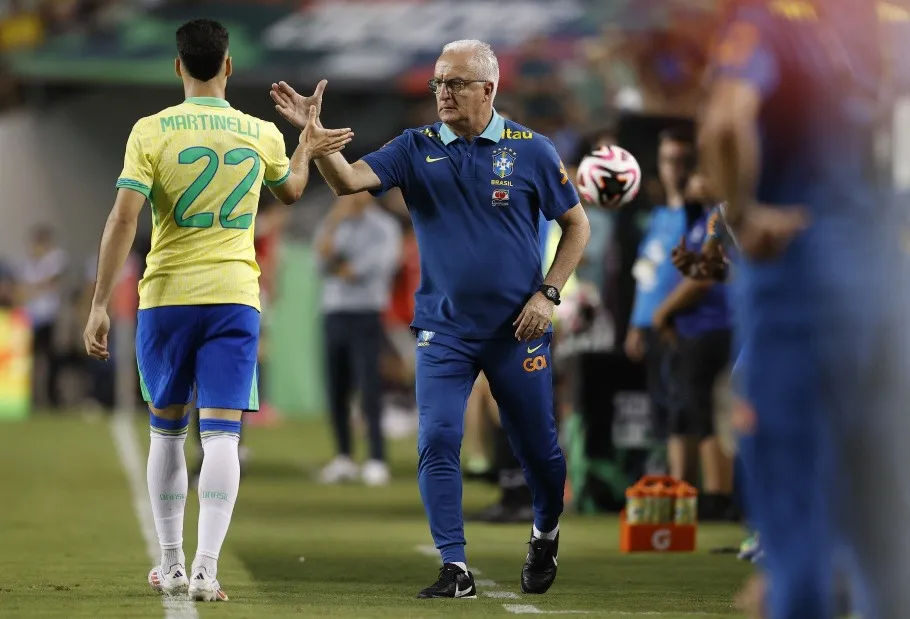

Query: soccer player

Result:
[82,19,352,601]
[699,1,896,617]
[271,39,590,598]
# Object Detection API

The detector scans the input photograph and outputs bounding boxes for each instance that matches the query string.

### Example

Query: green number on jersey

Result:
[220,148,260,229]
[174,146,261,230]
[174,147,217,228]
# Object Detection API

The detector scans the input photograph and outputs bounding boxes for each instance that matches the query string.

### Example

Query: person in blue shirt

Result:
[700,1,898,617]
[623,127,695,454]
[671,203,763,559]
[652,182,733,521]
[271,39,590,599]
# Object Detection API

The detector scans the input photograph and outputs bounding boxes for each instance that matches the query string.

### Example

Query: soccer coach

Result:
[271,39,590,599]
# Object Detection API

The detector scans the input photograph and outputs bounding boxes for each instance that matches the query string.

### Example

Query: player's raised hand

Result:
[83,306,111,361]
[271,80,327,131]
[513,291,555,342]
[301,106,354,159]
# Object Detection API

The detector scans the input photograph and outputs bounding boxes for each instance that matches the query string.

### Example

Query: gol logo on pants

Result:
[523,355,548,373]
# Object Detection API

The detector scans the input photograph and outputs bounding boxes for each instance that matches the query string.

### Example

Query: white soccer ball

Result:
[575,146,642,209]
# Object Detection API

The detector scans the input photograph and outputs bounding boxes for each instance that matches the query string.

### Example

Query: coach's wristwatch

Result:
[538,284,561,306]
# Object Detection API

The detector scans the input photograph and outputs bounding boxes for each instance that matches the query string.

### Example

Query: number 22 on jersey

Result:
[174,146,260,230]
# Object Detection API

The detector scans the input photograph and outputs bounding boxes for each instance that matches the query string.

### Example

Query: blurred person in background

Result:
[514,34,564,136]
[251,197,289,422]
[314,191,402,487]
[80,251,141,411]
[623,127,695,468]
[513,36,583,164]
[700,0,894,616]
[271,38,589,598]
[378,197,421,439]
[18,225,67,410]
[671,203,761,557]
[652,172,733,520]
[601,24,707,118]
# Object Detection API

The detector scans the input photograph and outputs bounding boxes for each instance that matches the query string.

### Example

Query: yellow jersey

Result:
[116,96,291,311]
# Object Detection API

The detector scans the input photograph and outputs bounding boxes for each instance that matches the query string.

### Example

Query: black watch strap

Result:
[539,284,561,305]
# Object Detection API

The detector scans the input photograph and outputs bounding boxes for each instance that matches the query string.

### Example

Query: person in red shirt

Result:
[379,209,421,437]
[251,199,289,424]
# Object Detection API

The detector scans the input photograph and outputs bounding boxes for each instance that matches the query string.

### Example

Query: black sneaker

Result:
[521,532,559,594]
[416,563,477,599]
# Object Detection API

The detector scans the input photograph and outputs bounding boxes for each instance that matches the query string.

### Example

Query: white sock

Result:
[533,524,559,540]
[147,429,188,571]
[194,432,241,578]
[452,561,468,573]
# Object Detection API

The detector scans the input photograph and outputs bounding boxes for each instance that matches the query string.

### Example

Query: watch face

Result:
[546,287,557,300]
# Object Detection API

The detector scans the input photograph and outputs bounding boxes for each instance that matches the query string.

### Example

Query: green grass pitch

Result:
[0,415,753,618]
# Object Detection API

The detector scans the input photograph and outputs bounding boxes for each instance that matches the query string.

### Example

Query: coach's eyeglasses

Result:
[427,78,487,95]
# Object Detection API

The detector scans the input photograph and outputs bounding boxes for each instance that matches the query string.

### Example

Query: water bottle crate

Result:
[619,475,698,553]
[619,510,697,553]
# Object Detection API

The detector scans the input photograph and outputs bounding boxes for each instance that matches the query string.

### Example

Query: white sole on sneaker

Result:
[148,566,189,597]
[188,575,228,602]
[361,460,390,487]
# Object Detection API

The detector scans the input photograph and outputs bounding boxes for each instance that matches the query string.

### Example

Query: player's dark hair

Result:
[176,19,229,83]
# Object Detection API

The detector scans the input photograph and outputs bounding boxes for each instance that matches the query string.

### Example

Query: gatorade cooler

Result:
[619,476,697,553]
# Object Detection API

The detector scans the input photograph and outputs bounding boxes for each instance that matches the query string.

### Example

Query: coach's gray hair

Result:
[441,39,500,98]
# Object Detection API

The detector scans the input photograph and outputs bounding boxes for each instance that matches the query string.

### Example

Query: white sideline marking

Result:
[415,544,439,557]
[113,412,199,619]
[503,606,591,615]
[483,591,520,599]
[504,605,543,614]
[597,614,727,617]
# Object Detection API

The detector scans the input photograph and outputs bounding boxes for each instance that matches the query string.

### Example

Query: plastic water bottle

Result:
[626,486,646,524]
[657,481,675,523]
[674,483,698,525]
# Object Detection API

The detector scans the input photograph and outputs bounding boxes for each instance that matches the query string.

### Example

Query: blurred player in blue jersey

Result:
[82,19,352,601]
[699,1,906,617]
[270,39,590,598]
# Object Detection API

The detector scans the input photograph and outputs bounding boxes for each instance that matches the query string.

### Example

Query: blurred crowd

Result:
[0,1,741,519]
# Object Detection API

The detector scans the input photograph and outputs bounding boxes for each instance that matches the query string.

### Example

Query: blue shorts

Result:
[136,304,260,411]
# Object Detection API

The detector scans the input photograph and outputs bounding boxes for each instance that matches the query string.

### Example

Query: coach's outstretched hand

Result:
[300,106,354,159]
[83,306,111,361]
[271,80,325,131]
[514,292,555,342]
